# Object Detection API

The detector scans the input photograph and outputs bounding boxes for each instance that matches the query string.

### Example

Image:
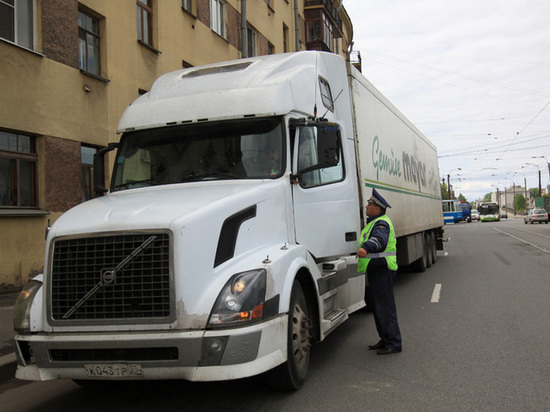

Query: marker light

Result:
[13,279,43,333]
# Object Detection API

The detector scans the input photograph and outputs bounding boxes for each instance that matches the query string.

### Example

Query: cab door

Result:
[291,123,361,258]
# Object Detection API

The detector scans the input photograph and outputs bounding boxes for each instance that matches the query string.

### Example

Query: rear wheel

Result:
[412,235,428,272]
[425,233,433,268]
[430,231,437,264]
[267,280,312,391]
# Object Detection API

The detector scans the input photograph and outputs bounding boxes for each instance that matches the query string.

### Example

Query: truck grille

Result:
[50,233,172,322]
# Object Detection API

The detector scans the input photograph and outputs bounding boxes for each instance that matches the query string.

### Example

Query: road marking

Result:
[510,226,550,240]
[431,283,442,303]
[493,227,550,254]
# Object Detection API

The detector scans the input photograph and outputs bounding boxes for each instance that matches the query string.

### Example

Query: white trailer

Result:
[14,51,443,390]
[350,68,444,271]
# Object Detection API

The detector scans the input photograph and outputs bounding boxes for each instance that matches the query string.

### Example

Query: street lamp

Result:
[531,156,550,187]
[505,177,517,216]
[524,163,542,197]
[447,168,462,200]
[497,182,508,213]
[491,184,502,210]
[513,171,528,210]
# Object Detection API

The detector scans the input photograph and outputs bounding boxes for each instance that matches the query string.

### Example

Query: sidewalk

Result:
[0,292,18,384]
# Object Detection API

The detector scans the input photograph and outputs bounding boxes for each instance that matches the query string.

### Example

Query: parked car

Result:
[500,211,508,219]
[524,208,549,224]
[471,209,480,221]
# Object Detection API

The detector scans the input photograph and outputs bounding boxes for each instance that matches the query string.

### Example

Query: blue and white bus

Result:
[442,199,462,224]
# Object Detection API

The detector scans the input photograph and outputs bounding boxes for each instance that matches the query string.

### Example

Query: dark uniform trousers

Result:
[368,264,402,350]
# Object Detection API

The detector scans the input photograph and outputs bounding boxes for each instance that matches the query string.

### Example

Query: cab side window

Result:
[297,126,344,188]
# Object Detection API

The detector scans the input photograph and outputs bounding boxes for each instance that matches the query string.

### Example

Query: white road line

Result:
[493,227,550,254]
[431,283,442,303]
[508,226,550,240]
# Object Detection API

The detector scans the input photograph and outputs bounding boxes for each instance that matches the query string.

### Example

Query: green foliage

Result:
[530,186,550,198]
[514,194,526,212]
[458,193,466,202]
[440,182,449,200]
[483,192,492,202]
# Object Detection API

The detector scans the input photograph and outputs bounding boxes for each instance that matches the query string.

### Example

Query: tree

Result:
[483,192,492,202]
[440,182,449,200]
[529,187,539,198]
[515,194,526,212]
[458,193,466,202]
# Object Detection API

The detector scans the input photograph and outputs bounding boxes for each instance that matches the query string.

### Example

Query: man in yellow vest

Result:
[356,188,402,355]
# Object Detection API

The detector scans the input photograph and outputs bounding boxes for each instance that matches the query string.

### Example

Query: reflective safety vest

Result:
[358,214,398,273]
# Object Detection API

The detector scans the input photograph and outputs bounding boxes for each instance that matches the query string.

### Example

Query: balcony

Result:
[305,0,343,34]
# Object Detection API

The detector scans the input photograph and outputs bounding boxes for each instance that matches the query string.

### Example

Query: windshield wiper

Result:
[113,178,152,190]
[180,172,241,182]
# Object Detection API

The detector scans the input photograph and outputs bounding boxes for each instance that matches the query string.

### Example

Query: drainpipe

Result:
[294,0,299,51]
[241,0,247,58]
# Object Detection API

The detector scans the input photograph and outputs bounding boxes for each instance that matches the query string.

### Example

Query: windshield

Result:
[112,118,284,191]
[479,203,498,215]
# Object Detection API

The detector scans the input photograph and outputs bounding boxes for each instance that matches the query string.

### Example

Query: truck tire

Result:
[430,232,437,264]
[267,280,312,391]
[425,233,433,268]
[411,236,428,272]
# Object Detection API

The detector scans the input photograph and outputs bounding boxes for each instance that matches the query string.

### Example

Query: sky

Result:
[343,0,550,202]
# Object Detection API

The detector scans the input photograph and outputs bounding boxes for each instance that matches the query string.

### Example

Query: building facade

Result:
[0,0,354,289]
[492,185,527,214]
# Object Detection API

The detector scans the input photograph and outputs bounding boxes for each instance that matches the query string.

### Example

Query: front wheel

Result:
[267,280,312,391]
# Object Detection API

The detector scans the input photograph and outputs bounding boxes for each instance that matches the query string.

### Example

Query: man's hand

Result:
[356,248,367,258]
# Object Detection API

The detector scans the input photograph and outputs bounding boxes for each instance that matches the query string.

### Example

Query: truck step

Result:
[321,309,348,336]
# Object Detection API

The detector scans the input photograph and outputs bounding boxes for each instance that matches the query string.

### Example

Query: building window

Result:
[0,0,34,49]
[210,0,226,38]
[137,0,153,46]
[81,146,96,201]
[247,26,257,57]
[268,42,274,55]
[305,9,334,52]
[78,10,100,75]
[0,130,37,208]
[182,0,192,13]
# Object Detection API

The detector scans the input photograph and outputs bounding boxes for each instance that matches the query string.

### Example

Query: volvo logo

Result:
[101,268,117,285]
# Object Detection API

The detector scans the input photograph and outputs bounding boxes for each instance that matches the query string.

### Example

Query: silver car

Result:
[524,208,549,224]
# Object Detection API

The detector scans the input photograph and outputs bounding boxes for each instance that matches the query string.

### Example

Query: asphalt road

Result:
[1,218,549,411]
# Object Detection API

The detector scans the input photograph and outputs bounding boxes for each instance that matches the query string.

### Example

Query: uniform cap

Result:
[369,188,391,209]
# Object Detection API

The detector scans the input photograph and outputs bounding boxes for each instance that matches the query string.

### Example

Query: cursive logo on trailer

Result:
[371,135,439,195]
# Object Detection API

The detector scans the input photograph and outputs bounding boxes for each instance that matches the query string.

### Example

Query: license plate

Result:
[84,364,143,378]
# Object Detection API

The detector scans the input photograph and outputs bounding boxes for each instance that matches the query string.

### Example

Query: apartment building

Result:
[0,0,354,288]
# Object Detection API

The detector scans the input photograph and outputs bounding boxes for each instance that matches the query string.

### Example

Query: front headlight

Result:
[13,279,43,333]
[208,269,266,326]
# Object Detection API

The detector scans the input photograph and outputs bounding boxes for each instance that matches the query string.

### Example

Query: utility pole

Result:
[532,156,550,188]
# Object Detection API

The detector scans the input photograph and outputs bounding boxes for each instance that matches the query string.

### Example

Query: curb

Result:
[0,353,16,384]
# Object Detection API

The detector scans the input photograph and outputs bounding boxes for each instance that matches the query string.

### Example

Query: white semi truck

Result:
[14,51,444,390]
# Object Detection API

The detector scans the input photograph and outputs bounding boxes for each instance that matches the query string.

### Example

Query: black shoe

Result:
[368,341,386,350]
[377,347,402,355]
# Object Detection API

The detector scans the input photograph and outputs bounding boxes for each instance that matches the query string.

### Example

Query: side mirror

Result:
[316,124,341,169]
[93,143,119,197]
